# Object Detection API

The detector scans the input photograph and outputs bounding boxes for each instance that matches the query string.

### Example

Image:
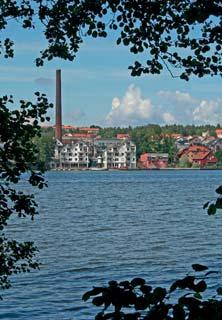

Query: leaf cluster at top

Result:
[1,1,222,79]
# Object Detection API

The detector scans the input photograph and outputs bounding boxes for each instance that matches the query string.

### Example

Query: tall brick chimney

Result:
[55,69,62,141]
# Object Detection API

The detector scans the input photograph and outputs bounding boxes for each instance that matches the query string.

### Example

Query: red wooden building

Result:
[139,153,169,169]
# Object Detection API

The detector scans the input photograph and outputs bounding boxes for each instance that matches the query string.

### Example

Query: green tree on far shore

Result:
[178,154,192,168]
[33,128,54,170]
[215,150,222,165]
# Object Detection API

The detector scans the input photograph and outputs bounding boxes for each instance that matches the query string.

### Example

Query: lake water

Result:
[1,170,222,319]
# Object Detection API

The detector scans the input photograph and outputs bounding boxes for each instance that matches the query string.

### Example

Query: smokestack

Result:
[55,69,62,141]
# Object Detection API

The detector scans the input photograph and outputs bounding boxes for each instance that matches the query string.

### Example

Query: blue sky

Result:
[1,20,222,127]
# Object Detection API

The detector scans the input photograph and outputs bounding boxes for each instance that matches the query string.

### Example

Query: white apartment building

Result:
[101,140,136,169]
[53,138,137,169]
[54,141,90,169]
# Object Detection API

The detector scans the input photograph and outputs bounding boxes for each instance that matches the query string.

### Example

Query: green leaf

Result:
[160,43,168,53]
[123,38,130,46]
[92,31,98,38]
[192,264,208,272]
[131,278,146,287]
[152,287,167,303]
[92,296,104,306]
[82,287,104,301]
[173,305,185,320]
[82,291,91,301]
[140,285,152,294]
[180,73,189,81]
[108,280,118,287]
[216,186,222,194]
[203,201,209,209]
[194,292,202,299]
[194,280,207,293]
[116,38,121,45]
[215,198,222,209]
[207,204,216,215]
[135,296,148,310]
[217,287,222,295]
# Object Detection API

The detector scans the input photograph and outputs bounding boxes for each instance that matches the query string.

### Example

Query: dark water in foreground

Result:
[1,170,222,319]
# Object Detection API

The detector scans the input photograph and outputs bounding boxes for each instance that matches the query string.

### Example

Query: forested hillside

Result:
[37,124,221,167]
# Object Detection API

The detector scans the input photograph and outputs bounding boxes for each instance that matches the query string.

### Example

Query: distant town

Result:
[38,124,222,170]
[35,70,222,170]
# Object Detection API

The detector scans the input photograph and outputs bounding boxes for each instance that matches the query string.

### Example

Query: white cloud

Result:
[162,112,175,124]
[158,90,222,124]
[158,90,196,105]
[106,85,157,125]
[105,87,222,126]
[193,99,222,124]
[112,97,121,109]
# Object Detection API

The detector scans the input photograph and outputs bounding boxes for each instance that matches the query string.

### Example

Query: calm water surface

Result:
[1,170,222,319]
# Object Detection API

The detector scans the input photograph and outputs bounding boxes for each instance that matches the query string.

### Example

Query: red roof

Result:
[187,145,209,152]
[207,157,218,164]
[117,133,130,139]
[170,133,183,139]
[191,151,217,164]
[177,145,210,158]
[63,125,75,129]
[192,151,211,160]
[52,124,76,130]
[216,129,222,135]
[139,153,149,161]
[79,127,100,132]
[63,133,97,139]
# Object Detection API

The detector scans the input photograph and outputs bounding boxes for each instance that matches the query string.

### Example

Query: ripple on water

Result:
[2,170,222,319]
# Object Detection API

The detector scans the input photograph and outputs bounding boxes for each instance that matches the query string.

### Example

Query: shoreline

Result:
[51,167,222,172]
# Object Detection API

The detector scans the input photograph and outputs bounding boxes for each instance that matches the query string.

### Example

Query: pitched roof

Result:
[192,151,211,160]
[116,133,130,139]
[79,127,100,132]
[187,145,209,152]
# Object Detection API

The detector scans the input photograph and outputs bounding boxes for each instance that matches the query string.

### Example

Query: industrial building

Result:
[52,70,137,170]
